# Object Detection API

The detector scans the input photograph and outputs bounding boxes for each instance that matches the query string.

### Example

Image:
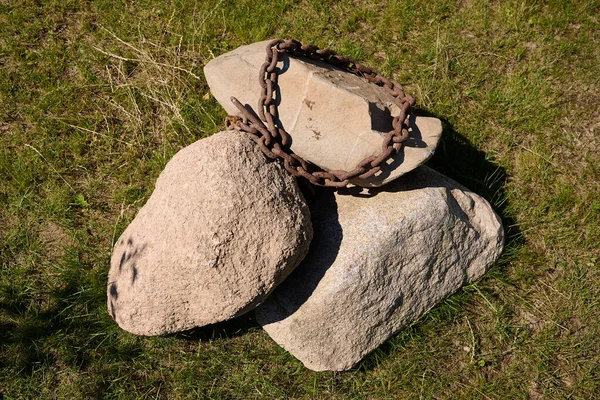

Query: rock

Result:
[204,40,442,187]
[255,166,504,371]
[107,130,313,336]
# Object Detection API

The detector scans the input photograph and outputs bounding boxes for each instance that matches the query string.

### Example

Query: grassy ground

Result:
[1,0,599,398]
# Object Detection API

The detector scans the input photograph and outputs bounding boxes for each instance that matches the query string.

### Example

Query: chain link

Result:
[227,38,416,188]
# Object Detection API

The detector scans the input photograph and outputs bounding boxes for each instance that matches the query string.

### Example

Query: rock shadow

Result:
[413,108,518,239]
[369,102,395,133]
[402,114,427,149]
[171,313,260,341]
[0,261,146,378]
[351,113,427,185]
[368,105,427,153]
[256,189,343,325]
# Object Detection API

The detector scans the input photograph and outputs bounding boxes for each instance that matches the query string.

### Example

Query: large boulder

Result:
[256,166,504,371]
[204,40,442,187]
[108,130,312,336]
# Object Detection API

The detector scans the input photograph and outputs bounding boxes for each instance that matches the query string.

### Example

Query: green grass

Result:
[1,0,599,398]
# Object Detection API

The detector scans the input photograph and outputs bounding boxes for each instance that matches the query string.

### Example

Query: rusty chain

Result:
[226,38,416,188]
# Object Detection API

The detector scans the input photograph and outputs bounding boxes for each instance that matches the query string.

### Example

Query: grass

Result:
[0,0,598,398]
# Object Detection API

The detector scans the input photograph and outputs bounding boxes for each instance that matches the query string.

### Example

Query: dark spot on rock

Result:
[304,99,315,110]
[312,129,321,140]
[119,252,126,271]
[109,300,116,319]
[109,283,118,299]
[132,264,138,284]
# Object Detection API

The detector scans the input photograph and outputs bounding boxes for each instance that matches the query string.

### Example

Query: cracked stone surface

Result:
[255,166,504,371]
[204,40,442,187]
[107,130,313,336]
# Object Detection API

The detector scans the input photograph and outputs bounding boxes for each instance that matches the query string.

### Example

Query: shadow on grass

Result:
[171,313,260,341]
[0,258,145,379]
[414,108,521,247]
[0,282,117,376]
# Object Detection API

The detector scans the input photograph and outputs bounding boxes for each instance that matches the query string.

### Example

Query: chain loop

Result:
[228,38,416,188]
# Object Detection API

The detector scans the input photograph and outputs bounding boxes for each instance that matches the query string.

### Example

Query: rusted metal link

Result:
[296,166,322,185]
[358,166,381,180]
[324,178,350,188]
[228,38,415,189]
[371,146,394,167]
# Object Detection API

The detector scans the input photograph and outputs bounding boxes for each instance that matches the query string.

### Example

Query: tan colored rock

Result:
[255,166,504,371]
[107,131,312,336]
[204,40,442,187]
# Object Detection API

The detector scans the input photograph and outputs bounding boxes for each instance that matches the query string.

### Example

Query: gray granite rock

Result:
[204,40,442,187]
[256,166,504,371]
[108,130,312,336]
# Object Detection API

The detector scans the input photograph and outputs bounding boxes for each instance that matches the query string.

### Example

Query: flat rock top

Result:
[204,40,442,187]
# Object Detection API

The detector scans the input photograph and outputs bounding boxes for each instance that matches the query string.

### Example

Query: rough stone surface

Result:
[108,130,313,336]
[255,166,504,371]
[204,40,442,187]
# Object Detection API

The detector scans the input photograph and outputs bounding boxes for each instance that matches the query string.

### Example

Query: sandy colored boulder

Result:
[204,40,442,187]
[256,166,504,371]
[107,130,312,336]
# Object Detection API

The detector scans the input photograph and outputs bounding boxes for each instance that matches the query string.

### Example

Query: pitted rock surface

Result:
[256,166,504,371]
[107,130,313,336]
[204,40,442,187]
